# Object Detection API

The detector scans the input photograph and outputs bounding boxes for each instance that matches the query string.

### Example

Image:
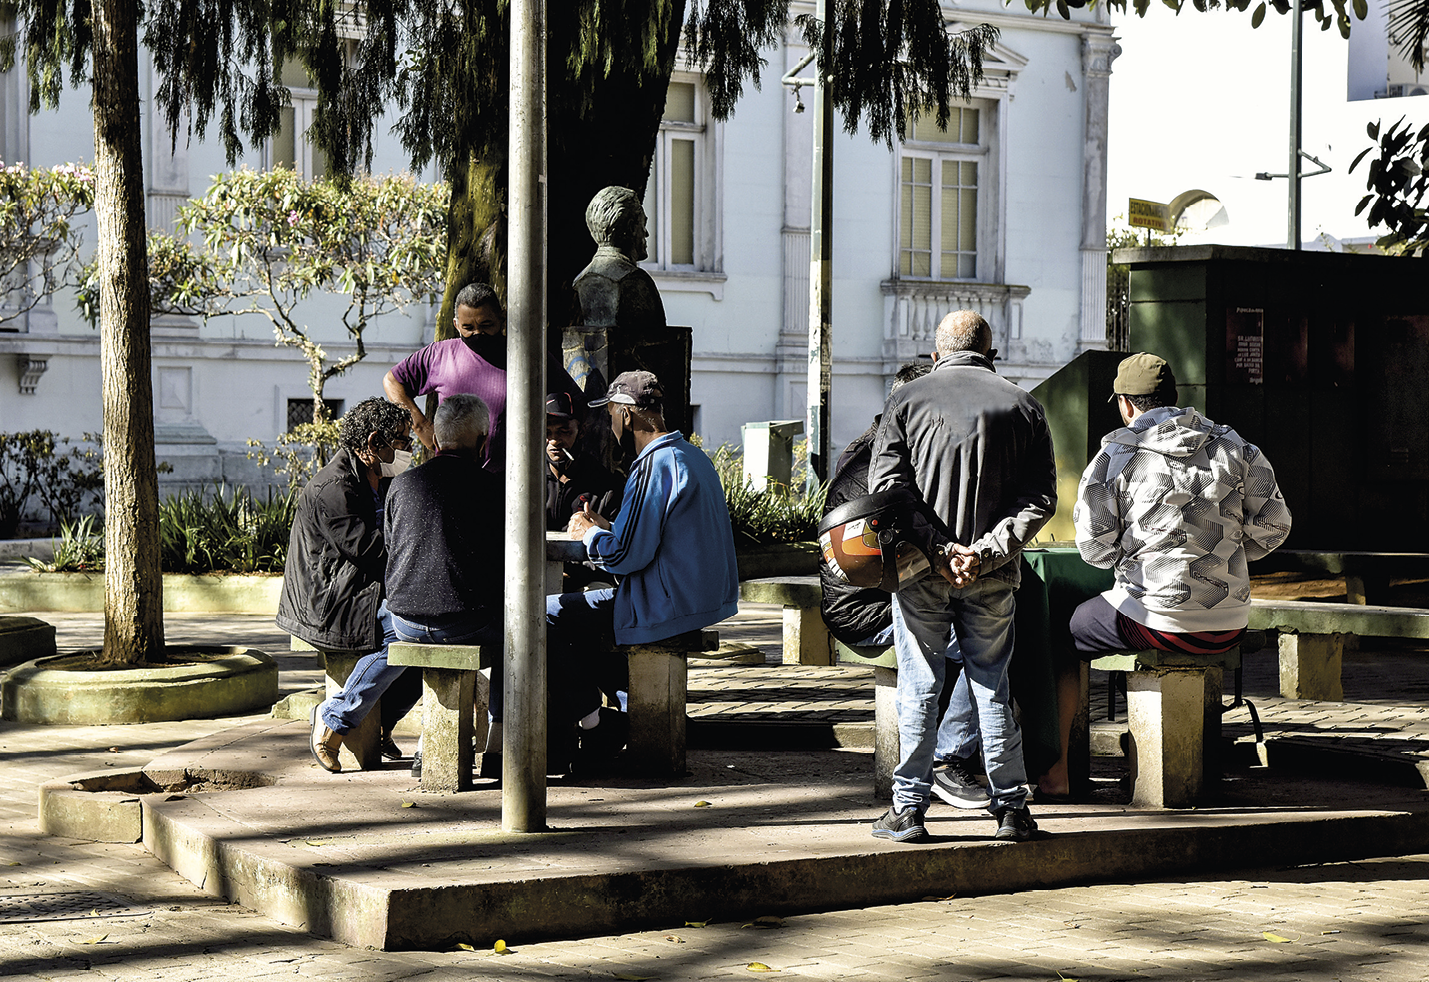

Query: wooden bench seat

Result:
[1249,599,1429,701]
[740,575,830,665]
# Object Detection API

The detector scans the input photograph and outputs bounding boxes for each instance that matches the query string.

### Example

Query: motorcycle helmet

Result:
[818,488,940,592]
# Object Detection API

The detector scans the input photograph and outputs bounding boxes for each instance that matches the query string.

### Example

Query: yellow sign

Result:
[1128,198,1171,232]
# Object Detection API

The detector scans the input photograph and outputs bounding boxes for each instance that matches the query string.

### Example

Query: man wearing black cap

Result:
[547,370,739,767]
[1037,353,1293,795]
[544,391,622,532]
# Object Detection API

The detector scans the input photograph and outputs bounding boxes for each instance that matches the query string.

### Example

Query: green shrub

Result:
[24,515,105,572]
[0,430,103,538]
[158,485,297,574]
[710,444,827,546]
[26,485,296,574]
[246,419,341,491]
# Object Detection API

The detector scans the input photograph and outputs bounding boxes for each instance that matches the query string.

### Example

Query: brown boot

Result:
[310,705,343,773]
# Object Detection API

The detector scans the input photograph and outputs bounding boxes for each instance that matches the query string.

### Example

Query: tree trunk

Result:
[436,150,507,343]
[435,4,685,346]
[93,0,164,666]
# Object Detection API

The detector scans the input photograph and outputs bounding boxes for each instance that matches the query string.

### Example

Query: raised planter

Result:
[0,614,56,668]
[1,646,278,724]
[0,569,283,614]
[734,541,819,580]
[38,766,277,843]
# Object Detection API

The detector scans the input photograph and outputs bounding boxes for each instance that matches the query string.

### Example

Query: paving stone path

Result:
[3,609,1429,980]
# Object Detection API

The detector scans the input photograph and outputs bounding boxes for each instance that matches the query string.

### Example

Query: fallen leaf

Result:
[454,943,475,951]
[494,939,510,954]
[742,915,783,929]
[400,802,416,809]
[746,963,779,973]
[1055,974,1079,982]
[664,935,684,943]
[922,894,956,902]
[693,801,712,808]
[304,840,329,847]
[684,920,707,928]
[3,862,19,867]
[1262,932,1295,943]
[82,935,108,945]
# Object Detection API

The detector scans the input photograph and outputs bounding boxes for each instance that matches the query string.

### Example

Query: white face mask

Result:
[380,449,413,478]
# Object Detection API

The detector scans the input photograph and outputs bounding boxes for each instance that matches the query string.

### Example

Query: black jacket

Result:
[870,352,1057,586]
[276,448,389,653]
[819,421,894,646]
[545,453,623,531]
[385,450,505,621]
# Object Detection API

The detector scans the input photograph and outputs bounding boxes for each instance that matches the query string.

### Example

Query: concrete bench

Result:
[834,641,898,798]
[387,630,719,787]
[740,575,831,665]
[387,642,494,793]
[622,629,720,776]
[1081,647,1241,809]
[290,636,383,771]
[1248,599,1429,701]
[1253,551,1429,606]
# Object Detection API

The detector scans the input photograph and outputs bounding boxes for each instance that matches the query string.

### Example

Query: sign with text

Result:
[1226,307,1265,385]
[1128,198,1171,232]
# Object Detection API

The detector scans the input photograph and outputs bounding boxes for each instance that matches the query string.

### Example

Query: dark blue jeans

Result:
[319,601,421,735]
[546,588,622,722]
[390,610,503,720]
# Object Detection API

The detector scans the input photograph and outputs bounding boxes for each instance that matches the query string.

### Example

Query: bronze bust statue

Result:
[573,186,666,333]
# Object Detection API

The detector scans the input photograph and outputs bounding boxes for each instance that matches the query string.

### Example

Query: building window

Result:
[267,50,357,180]
[286,398,344,431]
[898,105,988,281]
[643,76,710,271]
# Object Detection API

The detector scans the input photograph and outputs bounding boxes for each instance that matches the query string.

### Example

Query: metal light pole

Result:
[805,0,834,496]
[504,0,548,832]
[1288,0,1303,250]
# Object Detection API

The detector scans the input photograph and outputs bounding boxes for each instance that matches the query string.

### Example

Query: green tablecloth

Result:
[1011,547,1114,776]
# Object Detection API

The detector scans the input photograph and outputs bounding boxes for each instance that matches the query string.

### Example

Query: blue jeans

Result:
[860,625,978,762]
[890,575,1026,813]
[320,601,419,735]
[390,610,503,719]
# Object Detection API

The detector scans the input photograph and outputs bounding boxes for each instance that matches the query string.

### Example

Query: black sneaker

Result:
[380,731,403,761]
[993,805,1037,842]
[932,757,991,809]
[871,805,927,842]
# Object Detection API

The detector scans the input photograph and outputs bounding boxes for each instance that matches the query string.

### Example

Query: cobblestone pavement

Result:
[3,609,1429,980]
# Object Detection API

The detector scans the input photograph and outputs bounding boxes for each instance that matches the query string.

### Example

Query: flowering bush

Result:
[0,161,95,328]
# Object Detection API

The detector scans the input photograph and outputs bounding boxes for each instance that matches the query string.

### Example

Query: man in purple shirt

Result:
[383,282,584,473]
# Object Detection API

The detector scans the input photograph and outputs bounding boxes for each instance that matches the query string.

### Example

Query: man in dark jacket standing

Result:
[277,397,415,773]
[868,311,1057,843]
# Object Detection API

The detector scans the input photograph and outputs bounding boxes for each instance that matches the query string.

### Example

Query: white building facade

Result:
[1,2,1117,500]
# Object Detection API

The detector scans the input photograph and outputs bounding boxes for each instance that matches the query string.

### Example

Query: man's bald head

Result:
[934,310,993,358]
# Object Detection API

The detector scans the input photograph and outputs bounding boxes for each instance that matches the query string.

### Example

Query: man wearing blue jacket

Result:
[548,370,739,766]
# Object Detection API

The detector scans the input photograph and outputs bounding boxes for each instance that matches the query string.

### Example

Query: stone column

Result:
[1078,32,1121,352]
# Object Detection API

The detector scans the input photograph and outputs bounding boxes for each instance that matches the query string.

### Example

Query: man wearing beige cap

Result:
[1039,353,1292,794]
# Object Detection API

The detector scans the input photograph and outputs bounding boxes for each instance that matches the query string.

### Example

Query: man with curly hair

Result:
[278,396,418,773]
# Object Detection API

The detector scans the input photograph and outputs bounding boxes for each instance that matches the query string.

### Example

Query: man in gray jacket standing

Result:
[868,310,1057,843]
